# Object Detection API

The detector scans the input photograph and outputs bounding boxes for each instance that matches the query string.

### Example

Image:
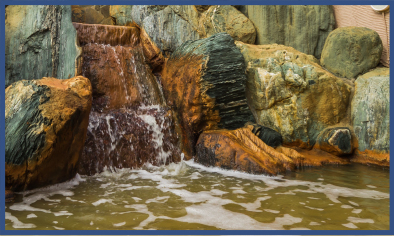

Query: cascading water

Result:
[73,23,180,175]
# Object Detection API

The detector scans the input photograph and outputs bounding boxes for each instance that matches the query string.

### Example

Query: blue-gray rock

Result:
[5,5,82,88]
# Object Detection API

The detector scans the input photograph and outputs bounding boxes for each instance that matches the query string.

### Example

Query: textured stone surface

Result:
[321,27,383,79]
[71,5,114,25]
[236,42,352,149]
[247,123,283,148]
[5,76,92,191]
[198,5,256,44]
[196,127,349,175]
[314,127,354,156]
[351,67,389,165]
[5,5,82,88]
[161,33,254,157]
[110,5,133,26]
[239,5,335,58]
[80,107,181,175]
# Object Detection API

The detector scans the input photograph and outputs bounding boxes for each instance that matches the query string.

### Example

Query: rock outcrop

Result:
[5,5,82,88]
[161,33,255,157]
[196,127,349,175]
[351,67,389,166]
[5,76,92,191]
[314,127,354,156]
[72,5,114,25]
[110,5,133,26]
[238,5,335,58]
[321,27,383,79]
[236,42,352,149]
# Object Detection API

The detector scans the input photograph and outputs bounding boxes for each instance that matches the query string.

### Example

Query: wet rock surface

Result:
[5,5,81,88]
[314,127,354,156]
[236,42,352,149]
[161,33,254,157]
[72,5,114,25]
[351,67,389,165]
[5,76,92,191]
[321,27,383,79]
[239,5,335,58]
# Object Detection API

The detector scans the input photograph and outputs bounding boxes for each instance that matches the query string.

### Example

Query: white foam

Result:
[309,222,321,226]
[352,209,362,214]
[342,222,358,228]
[132,197,142,202]
[5,212,36,228]
[304,206,324,211]
[341,204,353,209]
[53,226,65,230]
[348,201,359,206]
[54,211,73,216]
[92,199,114,206]
[26,213,37,219]
[348,217,374,224]
[113,222,126,227]
[366,185,377,188]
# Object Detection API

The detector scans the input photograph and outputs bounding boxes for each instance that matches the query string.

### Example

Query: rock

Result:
[198,5,256,44]
[132,5,200,55]
[239,5,335,58]
[75,23,164,112]
[321,27,383,79]
[71,5,114,25]
[5,5,82,88]
[314,127,354,156]
[5,190,14,203]
[236,42,352,148]
[196,127,349,175]
[246,123,283,148]
[110,5,133,26]
[161,33,255,157]
[79,107,181,175]
[5,76,92,191]
[351,67,389,166]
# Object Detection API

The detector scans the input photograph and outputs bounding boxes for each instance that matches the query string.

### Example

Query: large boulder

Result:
[321,27,383,79]
[351,67,389,166]
[5,5,82,88]
[5,76,92,191]
[236,42,352,149]
[130,5,256,55]
[161,33,255,157]
[196,127,349,175]
[71,5,114,25]
[239,5,335,58]
[314,127,354,156]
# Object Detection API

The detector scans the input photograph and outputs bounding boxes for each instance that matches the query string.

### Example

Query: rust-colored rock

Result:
[196,127,349,175]
[5,76,92,191]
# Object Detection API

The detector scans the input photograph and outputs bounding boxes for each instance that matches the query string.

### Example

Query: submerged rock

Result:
[351,67,389,166]
[321,27,383,79]
[5,76,92,191]
[161,33,255,157]
[239,5,335,58]
[314,127,354,156]
[236,42,352,149]
[5,5,82,88]
[196,127,349,175]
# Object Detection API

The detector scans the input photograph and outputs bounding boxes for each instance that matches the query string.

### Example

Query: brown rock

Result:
[5,76,92,191]
[5,190,14,203]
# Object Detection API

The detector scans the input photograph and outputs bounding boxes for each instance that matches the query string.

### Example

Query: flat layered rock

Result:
[6,76,92,191]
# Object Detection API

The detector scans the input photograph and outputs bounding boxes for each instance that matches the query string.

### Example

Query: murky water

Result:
[5,160,389,230]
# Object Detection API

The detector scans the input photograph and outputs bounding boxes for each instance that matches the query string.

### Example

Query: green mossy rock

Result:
[239,5,335,58]
[6,5,82,88]
[321,27,383,79]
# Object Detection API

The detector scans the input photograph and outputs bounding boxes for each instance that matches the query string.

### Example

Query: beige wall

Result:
[333,5,390,67]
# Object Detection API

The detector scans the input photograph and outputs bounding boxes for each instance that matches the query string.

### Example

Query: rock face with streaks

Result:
[74,23,181,175]
[238,5,335,58]
[5,76,92,191]
[196,126,349,175]
[5,5,82,88]
[236,42,352,149]
[351,67,389,166]
[314,127,354,156]
[72,5,114,25]
[321,27,383,79]
[130,5,256,55]
[161,33,255,157]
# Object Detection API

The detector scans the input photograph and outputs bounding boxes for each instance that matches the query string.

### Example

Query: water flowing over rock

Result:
[161,33,255,157]
[238,5,335,58]
[196,127,349,175]
[321,27,383,79]
[5,76,92,191]
[351,68,389,166]
[72,5,114,25]
[5,5,82,88]
[314,127,354,156]
[74,23,180,175]
[236,42,352,149]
